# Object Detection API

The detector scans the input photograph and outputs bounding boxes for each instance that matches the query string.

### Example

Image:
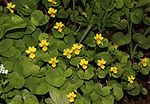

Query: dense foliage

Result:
[0,0,150,104]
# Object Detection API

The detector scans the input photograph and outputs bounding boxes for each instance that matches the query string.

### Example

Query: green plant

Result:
[0,0,150,104]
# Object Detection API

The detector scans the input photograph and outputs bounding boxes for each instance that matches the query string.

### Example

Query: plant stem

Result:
[79,24,92,43]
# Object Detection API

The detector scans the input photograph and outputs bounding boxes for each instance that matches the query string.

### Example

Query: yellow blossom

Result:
[128,75,135,84]
[48,0,57,4]
[110,66,118,74]
[97,59,106,69]
[29,53,35,59]
[112,44,118,49]
[48,7,57,18]
[72,44,83,55]
[25,46,36,54]
[39,40,49,52]
[82,12,87,17]
[67,92,77,103]
[39,40,49,47]
[141,58,148,67]
[79,59,88,69]
[94,33,104,45]
[6,2,16,14]
[63,48,73,59]
[48,57,58,68]
[54,22,64,32]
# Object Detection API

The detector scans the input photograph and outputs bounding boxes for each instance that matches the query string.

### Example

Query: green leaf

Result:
[57,6,69,18]
[126,82,141,96]
[112,32,131,46]
[6,31,24,39]
[49,88,69,104]
[81,80,94,94]
[63,0,70,8]
[143,17,150,25]
[114,0,124,9]
[36,78,49,95]
[70,57,82,66]
[81,0,86,6]
[63,67,73,77]
[22,90,39,104]
[25,76,40,93]
[85,50,95,61]
[14,40,25,52]
[141,87,148,95]
[0,47,17,58]
[46,69,66,87]
[31,10,49,26]
[52,28,64,39]
[77,66,94,80]
[38,33,49,41]
[94,84,111,96]
[10,95,23,104]
[8,72,25,89]
[0,39,13,53]
[101,94,114,104]
[130,8,144,24]
[113,86,124,101]
[64,35,75,46]
[3,61,13,72]
[0,14,27,39]
[133,33,150,49]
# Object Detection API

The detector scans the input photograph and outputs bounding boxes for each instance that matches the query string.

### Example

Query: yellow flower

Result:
[72,44,83,55]
[39,40,49,47]
[63,48,73,59]
[6,2,16,14]
[54,22,64,33]
[79,59,88,69]
[82,12,87,17]
[94,33,104,45]
[141,58,148,67]
[97,59,106,69]
[67,92,77,103]
[48,0,57,4]
[48,7,57,18]
[29,53,35,59]
[39,40,49,52]
[128,75,135,84]
[25,46,36,54]
[110,66,118,74]
[112,44,118,49]
[48,57,58,68]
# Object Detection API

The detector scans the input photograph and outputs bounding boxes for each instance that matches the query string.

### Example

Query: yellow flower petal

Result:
[69,97,75,103]
[29,53,35,59]
[42,46,48,52]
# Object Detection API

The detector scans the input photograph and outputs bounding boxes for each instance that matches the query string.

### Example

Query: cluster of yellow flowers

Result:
[127,75,135,84]
[48,0,57,18]
[79,59,89,70]
[39,39,49,52]
[63,43,83,59]
[48,57,58,68]
[6,2,16,14]
[97,59,106,69]
[94,33,104,45]
[25,46,36,59]
[67,92,77,103]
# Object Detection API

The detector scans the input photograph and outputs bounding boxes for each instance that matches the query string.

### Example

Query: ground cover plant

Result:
[0,0,150,104]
